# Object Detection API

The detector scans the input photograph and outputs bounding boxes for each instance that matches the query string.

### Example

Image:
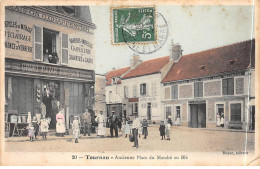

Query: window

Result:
[112,77,116,84]
[194,82,203,97]
[34,26,68,64]
[151,83,157,95]
[230,103,241,121]
[109,91,112,103]
[124,86,128,98]
[43,28,60,64]
[140,83,146,95]
[176,106,181,119]
[222,78,234,95]
[133,85,137,97]
[134,103,138,115]
[171,85,178,99]
[166,106,171,119]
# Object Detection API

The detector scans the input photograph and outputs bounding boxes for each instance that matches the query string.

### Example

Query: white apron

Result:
[95,114,106,136]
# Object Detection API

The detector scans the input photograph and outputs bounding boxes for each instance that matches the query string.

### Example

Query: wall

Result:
[5,7,95,70]
[105,84,123,104]
[95,75,106,117]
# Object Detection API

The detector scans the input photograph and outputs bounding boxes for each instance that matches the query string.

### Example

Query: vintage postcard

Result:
[0,0,259,166]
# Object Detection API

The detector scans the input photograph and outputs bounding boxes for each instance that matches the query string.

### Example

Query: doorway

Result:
[189,103,206,128]
[250,106,255,130]
[147,103,151,120]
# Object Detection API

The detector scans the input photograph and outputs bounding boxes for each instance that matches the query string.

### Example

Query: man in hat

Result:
[109,111,118,137]
[82,109,92,136]
[132,113,140,148]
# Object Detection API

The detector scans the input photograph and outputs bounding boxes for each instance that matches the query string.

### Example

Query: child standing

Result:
[166,119,171,141]
[40,116,50,139]
[159,121,166,140]
[142,118,148,139]
[27,123,35,142]
[32,116,39,139]
[72,116,80,143]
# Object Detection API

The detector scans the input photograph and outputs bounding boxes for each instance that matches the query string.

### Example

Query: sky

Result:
[90,5,254,75]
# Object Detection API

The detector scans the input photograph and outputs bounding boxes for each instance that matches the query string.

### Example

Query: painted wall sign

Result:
[5,19,33,59]
[5,58,94,81]
[6,6,94,33]
[68,32,95,70]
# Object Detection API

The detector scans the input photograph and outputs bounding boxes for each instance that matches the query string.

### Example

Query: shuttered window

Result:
[230,103,241,121]
[222,78,234,95]
[124,86,128,98]
[165,87,170,100]
[171,85,178,99]
[61,33,68,64]
[194,82,203,97]
[34,26,43,61]
[140,83,146,95]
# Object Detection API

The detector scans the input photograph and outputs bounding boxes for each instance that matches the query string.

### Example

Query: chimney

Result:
[170,39,174,60]
[173,43,182,62]
[131,54,141,68]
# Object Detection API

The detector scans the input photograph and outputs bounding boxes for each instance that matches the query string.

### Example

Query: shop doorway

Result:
[147,103,151,120]
[189,103,206,128]
[250,106,255,130]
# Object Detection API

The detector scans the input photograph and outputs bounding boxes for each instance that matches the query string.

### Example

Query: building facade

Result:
[105,67,130,119]
[161,40,255,130]
[5,6,96,129]
[94,74,106,117]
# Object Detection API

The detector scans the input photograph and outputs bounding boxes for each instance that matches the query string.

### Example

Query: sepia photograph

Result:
[0,0,259,166]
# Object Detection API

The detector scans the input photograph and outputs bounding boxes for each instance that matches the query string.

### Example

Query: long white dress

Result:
[72,120,80,139]
[216,114,221,126]
[95,114,106,136]
[56,111,66,134]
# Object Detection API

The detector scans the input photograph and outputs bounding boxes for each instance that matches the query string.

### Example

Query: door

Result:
[166,106,171,119]
[198,104,206,128]
[216,104,224,125]
[251,106,255,130]
[190,105,198,128]
[147,103,151,120]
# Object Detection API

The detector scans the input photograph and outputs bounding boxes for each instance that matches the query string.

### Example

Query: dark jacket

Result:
[159,124,165,136]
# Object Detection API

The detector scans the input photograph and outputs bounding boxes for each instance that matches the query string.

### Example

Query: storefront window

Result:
[230,103,241,121]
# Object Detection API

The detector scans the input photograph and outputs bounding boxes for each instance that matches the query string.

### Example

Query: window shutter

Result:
[222,79,228,95]
[140,84,142,95]
[146,83,149,96]
[228,78,234,95]
[34,26,43,61]
[171,85,174,99]
[174,85,178,99]
[199,82,203,97]
[194,83,198,97]
[61,33,69,64]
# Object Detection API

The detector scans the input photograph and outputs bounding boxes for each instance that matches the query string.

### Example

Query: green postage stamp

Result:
[112,6,156,44]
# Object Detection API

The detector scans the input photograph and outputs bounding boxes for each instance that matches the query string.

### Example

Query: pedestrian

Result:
[138,119,142,138]
[95,111,106,138]
[159,120,166,140]
[32,116,39,139]
[56,107,66,137]
[142,118,148,139]
[132,113,140,148]
[216,113,221,127]
[82,109,92,136]
[220,113,224,128]
[109,111,119,138]
[72,116,80,143]
[175,114,181,126]
[124,117,131,138]
[119,118,123,132]
[40,116,50,139]
[166,119,171,141]
[27,123,35,142]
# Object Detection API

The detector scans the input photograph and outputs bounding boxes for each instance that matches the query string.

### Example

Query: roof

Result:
[162,39,255,83]
[122,56,170,79]
[105,67,131,85]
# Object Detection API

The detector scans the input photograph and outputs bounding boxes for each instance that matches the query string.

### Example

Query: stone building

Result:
[5,6,96,130]
[161,40,255,130]
[94,74,106,117]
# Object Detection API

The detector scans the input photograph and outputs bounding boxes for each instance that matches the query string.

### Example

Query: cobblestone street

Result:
[5,126,254,152]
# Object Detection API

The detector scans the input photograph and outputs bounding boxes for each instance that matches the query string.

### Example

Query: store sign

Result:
[188,100,206,104]
[5,58,94,81]
[68,32,95,70]
[5,20,33,57]
[6,6,93,33]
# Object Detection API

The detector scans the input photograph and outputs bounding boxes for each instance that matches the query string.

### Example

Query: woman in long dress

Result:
[72,116,80,143]
[216,113,221,127]
[95,111,106,138]
[220,113,224,128]
[176,114,181,126]
[124,117,131,138]
[56,108,66,136]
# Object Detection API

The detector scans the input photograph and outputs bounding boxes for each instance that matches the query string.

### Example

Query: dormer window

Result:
[112,77,117,84]
[229,59,236,65]
[199,65,206,70]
